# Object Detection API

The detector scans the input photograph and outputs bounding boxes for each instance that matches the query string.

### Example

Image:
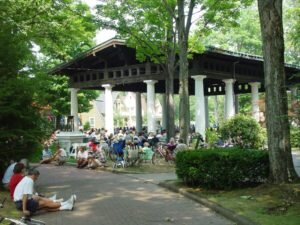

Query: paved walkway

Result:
[34,165,232,225]
[31,152,300,225]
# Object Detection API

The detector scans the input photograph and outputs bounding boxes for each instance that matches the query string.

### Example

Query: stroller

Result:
[111,139,126,168]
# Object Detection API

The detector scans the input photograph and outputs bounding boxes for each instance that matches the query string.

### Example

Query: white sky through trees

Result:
[82,0,116,44]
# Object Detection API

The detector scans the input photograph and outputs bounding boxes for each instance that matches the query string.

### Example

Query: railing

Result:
[72,63,161,84]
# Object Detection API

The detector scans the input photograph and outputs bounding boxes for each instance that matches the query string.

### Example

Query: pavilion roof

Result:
[50,38,300,76]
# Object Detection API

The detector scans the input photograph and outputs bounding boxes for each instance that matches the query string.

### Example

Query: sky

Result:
[82,0,116,44]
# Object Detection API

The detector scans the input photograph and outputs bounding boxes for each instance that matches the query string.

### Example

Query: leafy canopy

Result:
[0,0,98,172]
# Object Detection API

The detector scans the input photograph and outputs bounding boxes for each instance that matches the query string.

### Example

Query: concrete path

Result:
[34,165,233,225]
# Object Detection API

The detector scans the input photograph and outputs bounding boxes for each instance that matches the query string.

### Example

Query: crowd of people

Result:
[1,126,192,217]
[77,127,189,164]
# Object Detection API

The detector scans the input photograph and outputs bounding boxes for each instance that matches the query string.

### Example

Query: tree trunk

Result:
[177,0,192,144]
[166,68,175,140]
[165,14,176,141]
[257,0,298,183]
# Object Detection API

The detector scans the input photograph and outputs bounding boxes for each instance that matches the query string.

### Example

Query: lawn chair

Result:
[111,140,125,168]
[124,145,140,166]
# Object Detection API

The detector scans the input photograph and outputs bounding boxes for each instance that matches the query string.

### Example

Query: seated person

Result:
[76,146,88,169]
[172,139,188,158]
[19,158,30,171]
[52,145,67,165]
[40,145,53,164]
[87,145,106,169]
[99,138,109,155]
[2,160,17,190]
[133,135,141,147]
[9,163,25,200]
[124,141,139,165]
[87,152,101,169]
[149,134,160,148]
[10,163,67,208]
[13,169,76,216]
[166,137,177,161]
[2,159,29,186]
[139,142,154,161]
[88,137,98,151]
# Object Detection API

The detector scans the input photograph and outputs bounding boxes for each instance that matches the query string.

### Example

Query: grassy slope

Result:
[182,183,300,225]
[0,190,22,225]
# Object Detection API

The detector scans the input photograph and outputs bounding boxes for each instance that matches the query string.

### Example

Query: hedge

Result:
[291,127,300,148]
[175,148,269,189]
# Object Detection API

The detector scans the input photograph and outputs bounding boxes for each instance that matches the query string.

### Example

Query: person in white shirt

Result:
[13,169,76,216]
[76,146,88,168]
[52,146,67,165]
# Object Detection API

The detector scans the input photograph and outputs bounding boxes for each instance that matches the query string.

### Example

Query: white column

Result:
[249,82,260,122]
[135,92,142,133]
[144,80,157,133]
[223,79,235,119]
[161,94,167,130]
[70,88,79,132]
[102,84,114,135]
[205,96,209,128]
[192,75,206,138]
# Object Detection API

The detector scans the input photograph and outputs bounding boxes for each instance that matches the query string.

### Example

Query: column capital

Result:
[143,80,157,85]
[222,79,235,84]
[102,84,114,89]
[249,82,261,87]
[191,75,207,80]
[69,87,79,92]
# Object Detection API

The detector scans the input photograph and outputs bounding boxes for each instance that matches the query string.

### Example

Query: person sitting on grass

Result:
[40,145,53,164]
[51,145,67,166]
[2,160,17,190]
[2,159,30,190]
[10,163,67,209]
[13,169,76,216]
[87,142,107,169]
[76,146,88,169]
[9,163,25,200]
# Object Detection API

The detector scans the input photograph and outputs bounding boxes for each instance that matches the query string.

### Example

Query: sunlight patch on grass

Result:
[172,182,300,225]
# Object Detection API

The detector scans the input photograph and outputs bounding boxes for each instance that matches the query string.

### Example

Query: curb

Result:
[158,182,260,225]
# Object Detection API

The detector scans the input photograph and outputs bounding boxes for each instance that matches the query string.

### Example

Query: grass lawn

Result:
[172,181,300,225]
[0,191,22,225]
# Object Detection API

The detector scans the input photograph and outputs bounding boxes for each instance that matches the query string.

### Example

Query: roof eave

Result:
[49,38,126,75]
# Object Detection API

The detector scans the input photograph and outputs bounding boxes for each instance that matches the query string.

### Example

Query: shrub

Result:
[83,121,90,131]
[175,148,269,189]
[205,129,219,148]
[290,127,300,148]
[219,114,266,149]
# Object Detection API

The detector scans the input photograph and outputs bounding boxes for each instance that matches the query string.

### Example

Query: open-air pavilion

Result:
[51,38,300,137]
